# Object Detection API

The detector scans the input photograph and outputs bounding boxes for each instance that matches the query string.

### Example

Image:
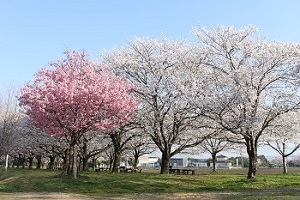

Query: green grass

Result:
[1,168,300,199]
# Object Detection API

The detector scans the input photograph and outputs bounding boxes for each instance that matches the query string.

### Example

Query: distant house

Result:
[170,156,208,168]
[170,157,188,167]
[137,155,160,168]
[209,155,232,168]
[137,154,211,168]
[187,158,208,168]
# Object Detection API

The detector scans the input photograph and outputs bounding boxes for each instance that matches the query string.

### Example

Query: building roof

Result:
[216,155,227,158]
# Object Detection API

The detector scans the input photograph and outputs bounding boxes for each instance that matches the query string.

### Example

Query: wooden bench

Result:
[181,169,195,175]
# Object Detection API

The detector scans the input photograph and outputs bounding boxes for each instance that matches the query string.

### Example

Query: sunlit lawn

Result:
[1,168,300,199]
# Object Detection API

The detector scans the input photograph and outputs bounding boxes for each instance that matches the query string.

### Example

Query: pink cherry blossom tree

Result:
[19,50,137,178]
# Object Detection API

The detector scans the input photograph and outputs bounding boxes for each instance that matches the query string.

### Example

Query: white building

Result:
[209,155,232,168]
[137,155,160,168]
[170,155,208,168]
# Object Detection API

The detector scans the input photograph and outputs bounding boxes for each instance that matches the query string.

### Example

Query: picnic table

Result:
[169,168,195,175]
[169,168,181,174]
[95,167,109,172]
[181,169,195,175]
[120,166,142,173]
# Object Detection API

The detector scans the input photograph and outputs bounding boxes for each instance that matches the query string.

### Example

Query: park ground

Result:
[1,168,300,199]
[2,189,300,200]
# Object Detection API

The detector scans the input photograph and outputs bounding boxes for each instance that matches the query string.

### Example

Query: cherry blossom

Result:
[19,50,137,178]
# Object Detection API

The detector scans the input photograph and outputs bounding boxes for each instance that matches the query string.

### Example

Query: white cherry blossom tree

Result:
[78,131,111,171]
[127,130,155,168]
[188,25,300,179]
[102,38,210,174]
[263,112,300,173]
[0,88,21,170]
[201,130,232,172]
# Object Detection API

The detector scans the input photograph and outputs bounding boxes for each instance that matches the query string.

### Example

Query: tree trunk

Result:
[109,157,114,171]
[62,149,68,168]
[282,143,287,174]
[246,139,258,179]
[17,154,23,168]
[81,140,89,171]
[133,154,139,168]
[5,154,9,171]
[12,157,17,168]
[92,157,96,171]
[20,155,26,169]
[36,155,42,169]
[64,140,79,178]
[110,133,123,173]
[61,148,70,177]
[72,145,78,179]
[48,156,56,169]
[28,157,34,169]
[282,155,287,174]
[160,148,171,174]
[68,147,73,176]
[82,157,89,171]
[112,151,121,173]
[212,152,217,172]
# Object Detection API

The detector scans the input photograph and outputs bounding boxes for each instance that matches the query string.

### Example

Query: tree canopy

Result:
[19,50,138,178]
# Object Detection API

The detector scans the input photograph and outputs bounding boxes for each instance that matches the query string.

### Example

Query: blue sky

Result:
[1,0,300,89]
[1,0,300,157]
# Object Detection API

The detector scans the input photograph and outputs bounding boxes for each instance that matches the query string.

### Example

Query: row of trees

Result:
[1,95,300,175]
[101,25,300,179]
[2,25,300,179]
[0,105,155,172]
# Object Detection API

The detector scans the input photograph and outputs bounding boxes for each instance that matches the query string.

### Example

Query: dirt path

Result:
[1,189,300,200]
[0,193,225,200]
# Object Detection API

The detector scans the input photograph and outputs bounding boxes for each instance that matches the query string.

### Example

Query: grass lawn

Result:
[1,168,300,199]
